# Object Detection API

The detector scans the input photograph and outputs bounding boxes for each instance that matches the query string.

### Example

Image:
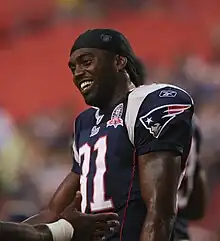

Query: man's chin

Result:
[84,94,96,107]
[83,89,107,108]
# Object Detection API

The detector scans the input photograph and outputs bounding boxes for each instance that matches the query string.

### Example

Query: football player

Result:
[25,29,194,241]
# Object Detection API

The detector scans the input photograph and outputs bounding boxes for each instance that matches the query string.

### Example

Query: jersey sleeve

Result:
[125,84,194,156]
[71,118,81,175]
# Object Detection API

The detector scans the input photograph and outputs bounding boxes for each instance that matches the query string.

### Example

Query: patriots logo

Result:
[139,104,191,138]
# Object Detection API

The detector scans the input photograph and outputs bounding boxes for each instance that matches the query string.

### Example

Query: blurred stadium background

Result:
[0,0,220,240]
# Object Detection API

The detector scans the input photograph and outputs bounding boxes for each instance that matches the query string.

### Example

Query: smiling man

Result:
[25,29,194,241]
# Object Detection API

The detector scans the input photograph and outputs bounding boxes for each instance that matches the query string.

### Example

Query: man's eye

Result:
[83,60,92,66]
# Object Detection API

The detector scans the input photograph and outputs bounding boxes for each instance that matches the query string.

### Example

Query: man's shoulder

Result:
[125,84,194,144]
[127,83,193,112]
[74,107,96,131]
[128,83,191,101]
[76,107,96,120]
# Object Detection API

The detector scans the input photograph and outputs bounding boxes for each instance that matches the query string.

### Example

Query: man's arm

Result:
[1,214,119,241]
[1,192,120,241]
[139,152,181,241]
[125,85,194,241]
[24,172,80,224]
[0,222,52,241]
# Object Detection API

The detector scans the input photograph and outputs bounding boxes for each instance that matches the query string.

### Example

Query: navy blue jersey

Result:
[174,117,202,240]
[71,84,194,241]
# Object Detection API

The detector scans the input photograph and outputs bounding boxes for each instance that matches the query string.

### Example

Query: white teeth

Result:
[80,81,93,90]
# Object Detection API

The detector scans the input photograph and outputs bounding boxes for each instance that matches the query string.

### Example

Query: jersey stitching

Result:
[119,152,136,241]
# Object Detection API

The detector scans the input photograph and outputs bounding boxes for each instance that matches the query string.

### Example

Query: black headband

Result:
[70,28,134,57]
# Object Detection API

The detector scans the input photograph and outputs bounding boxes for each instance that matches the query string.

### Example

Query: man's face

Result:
[69,48,118,108]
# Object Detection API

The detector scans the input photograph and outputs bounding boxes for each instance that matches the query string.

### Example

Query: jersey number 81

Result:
[79,136,114,213]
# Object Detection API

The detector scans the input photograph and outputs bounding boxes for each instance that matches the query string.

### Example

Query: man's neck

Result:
[103,84,132,110]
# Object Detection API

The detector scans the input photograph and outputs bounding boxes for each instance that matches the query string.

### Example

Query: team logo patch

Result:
[140,104,191,138]
[107,103,124,128]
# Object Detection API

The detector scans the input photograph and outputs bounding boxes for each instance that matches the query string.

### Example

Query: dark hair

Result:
[125,56,147,87]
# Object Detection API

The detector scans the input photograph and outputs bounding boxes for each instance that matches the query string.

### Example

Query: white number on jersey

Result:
[79,136,114,212]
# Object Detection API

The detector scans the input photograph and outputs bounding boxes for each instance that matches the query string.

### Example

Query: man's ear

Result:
[114,55,127,71]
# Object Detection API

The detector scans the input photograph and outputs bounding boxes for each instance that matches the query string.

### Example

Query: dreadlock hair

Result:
[125,55,147,87]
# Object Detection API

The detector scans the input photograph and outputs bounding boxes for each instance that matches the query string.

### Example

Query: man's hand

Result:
[61,192,120,241]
